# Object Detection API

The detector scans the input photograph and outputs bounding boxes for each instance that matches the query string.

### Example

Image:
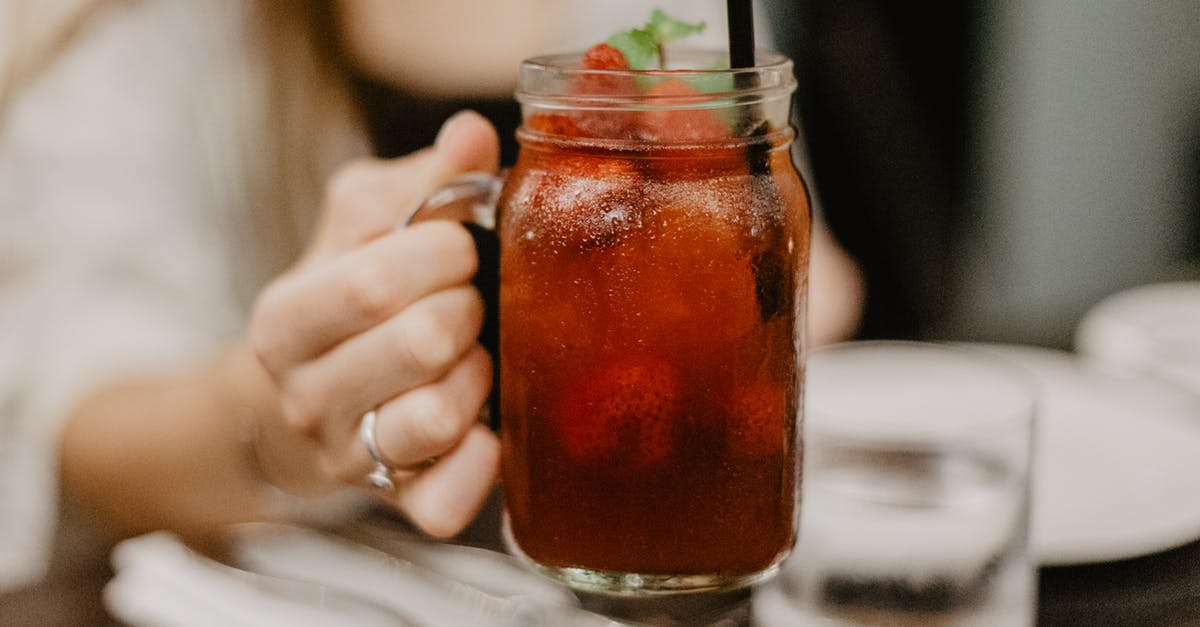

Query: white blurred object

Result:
[105,524,611,627]
[105,532,404,627]
[801,343,1033,578]
[777,342,1036,626]
[1076,281,1200,397]
[971,344,1200,565]
[755,341,1200,625]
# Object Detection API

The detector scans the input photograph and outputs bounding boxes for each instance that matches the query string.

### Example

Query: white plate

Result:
[968,343,1200,565]
[1075,281,1200,395]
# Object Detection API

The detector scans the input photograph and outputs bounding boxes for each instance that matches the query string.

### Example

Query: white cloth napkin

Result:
[104,525,605,627]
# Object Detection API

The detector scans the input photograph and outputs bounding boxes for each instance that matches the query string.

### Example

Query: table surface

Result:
[4,496,1200,627]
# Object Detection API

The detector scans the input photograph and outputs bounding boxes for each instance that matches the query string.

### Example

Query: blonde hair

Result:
[1,0,363,280]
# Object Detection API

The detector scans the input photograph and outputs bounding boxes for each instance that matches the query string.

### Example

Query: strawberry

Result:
[638,79,729,143]
[576,43,635,98]
[556,356,682,465]
[524,113,586,138]
[724,380,789,457]
[582,43,630,71]
[562,44,637,140]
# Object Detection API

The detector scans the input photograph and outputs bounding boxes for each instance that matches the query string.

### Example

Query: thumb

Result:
[309,111,500,257]
[430,109,501,183]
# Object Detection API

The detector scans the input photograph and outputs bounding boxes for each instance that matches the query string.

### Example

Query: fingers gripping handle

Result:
[407,172,505,431]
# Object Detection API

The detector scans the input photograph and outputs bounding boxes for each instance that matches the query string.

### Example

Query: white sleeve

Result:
[0,1,251,589]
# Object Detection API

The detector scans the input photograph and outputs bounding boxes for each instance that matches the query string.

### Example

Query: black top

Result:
[351,73,522,166]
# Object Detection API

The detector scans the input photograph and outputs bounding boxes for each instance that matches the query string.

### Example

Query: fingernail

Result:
[435,110,479,150]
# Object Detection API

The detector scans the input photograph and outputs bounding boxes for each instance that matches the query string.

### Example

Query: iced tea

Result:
[498,50,808,593]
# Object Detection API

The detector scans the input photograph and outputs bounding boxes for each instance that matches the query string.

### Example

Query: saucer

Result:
[1075,281,1200,395]
[968,343,1200,565]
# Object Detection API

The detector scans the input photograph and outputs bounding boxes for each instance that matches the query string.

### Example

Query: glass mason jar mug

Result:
[419,50,810,595]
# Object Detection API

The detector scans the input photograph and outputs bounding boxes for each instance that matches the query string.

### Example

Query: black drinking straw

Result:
[728,0,784,322]
[726,0,768,161]
[727,0,756,70]
[727,0,763,138]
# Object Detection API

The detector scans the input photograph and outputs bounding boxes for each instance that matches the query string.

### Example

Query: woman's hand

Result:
[248,111,501,537]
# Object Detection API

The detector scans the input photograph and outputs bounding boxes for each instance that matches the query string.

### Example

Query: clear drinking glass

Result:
[493,50,810,595]
[755,341,1037,626]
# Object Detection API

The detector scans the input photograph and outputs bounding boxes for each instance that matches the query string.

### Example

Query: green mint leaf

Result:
[648,9,706,43]
[607,29,658,70]
[608,8,707,70]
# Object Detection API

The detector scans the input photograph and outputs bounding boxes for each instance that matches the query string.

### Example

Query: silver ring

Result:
[360,409,396,492]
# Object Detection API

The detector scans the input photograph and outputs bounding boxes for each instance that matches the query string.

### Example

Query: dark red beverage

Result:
[498,50,808,593]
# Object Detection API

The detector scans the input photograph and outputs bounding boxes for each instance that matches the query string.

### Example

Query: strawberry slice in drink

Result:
[562,43,639,140]
[639,78,729,143]
[556,356,682,465]
[524,113,586,138]
[525,44,635,141]
[582,43,630,72]
[724,380,788,457]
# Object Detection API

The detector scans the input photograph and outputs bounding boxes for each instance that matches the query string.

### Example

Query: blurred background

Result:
[363,0,1200,348]
[3,1,1199,625]
[772,0,1200,347]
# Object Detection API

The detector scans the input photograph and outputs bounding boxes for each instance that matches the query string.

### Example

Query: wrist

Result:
[213,342,334,499]
[210,344,295,499]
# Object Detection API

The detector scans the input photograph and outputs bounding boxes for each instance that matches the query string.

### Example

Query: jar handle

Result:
[406,170,507,230]
[404,170,507,430]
